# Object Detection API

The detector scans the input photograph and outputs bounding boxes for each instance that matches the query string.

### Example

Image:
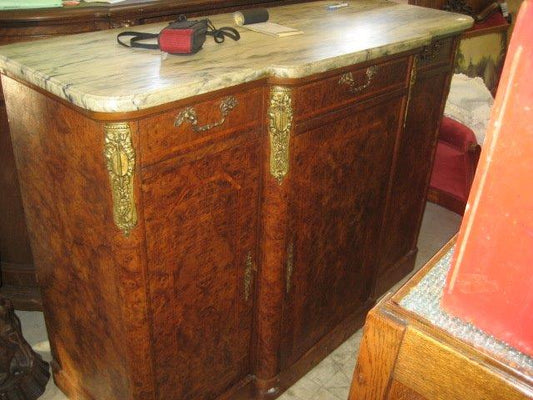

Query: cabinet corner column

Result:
[102,121,157,399]
[255,86,293,396]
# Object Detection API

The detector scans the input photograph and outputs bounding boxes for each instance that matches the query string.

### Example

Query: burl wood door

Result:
[141,129,261,400]
[379,69,450,274]
[280,96,405,367]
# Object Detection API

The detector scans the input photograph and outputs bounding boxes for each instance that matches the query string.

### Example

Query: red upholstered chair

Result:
[427,117,481,215]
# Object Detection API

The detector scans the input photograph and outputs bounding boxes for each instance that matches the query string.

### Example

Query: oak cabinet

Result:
[349,239,533,400]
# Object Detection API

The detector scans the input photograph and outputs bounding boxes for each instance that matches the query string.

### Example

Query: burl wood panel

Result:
[0,6,101,311]
[377,64,453,296]
[141,127,261,399]
[416,38,454,68]
[2,75,154,400]
[280,95,405,368]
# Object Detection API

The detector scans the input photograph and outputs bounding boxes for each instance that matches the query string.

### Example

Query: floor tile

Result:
[279,377,322,400]
[310,386,345,400]
[306,357,342,387]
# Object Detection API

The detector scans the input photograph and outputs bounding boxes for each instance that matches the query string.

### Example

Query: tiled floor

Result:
[17,202,462,400]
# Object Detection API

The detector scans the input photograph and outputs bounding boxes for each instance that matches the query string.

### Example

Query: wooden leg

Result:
[348,305,406,400]
[0,296,50,399]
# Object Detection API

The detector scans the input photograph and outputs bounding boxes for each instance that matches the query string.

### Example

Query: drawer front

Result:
[293,57,410,120]
[139,87,262,166]
[417,37,455,67]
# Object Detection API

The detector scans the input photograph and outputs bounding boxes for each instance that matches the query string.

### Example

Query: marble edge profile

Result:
[0,57,270,114]
[0,19,472,114]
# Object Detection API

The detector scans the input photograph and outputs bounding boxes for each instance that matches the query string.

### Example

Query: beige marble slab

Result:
[0,1,472,113]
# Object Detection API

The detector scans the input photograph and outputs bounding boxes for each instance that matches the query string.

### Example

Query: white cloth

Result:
[444,73,494,146]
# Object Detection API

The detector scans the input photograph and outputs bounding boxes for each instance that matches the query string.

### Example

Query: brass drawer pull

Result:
[175,96,238,132]
[338,66,377,94]
[419,41,443,62]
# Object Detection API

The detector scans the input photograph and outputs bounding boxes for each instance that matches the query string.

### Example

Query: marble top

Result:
[0,1,472,113]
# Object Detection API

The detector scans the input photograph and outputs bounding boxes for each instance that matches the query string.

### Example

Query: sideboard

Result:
[0,2,471,399]
[0,0,306,311]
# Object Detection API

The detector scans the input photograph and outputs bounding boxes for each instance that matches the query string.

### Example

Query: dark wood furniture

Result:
[0,0,306,311]
[348,238,533,400]
[0,296,50,399]
[0,2,469,398]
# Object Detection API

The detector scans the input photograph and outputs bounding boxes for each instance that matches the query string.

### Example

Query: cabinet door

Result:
[141,130,260,400]
[378,67,450,293]
[281,96,404,367]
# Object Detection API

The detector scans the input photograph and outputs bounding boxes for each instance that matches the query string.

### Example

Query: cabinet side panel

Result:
[0,79,40,308]
[2,75,153,400]
[378,65,452,295]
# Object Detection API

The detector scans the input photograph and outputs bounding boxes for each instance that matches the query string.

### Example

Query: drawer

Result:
[293,56,410,120]
[417,37,455,67]
[139,87,262,166]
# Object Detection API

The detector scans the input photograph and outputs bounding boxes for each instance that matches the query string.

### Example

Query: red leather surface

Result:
[430,141,469,201]
[438,116,478,152]
[429,117,480,214]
